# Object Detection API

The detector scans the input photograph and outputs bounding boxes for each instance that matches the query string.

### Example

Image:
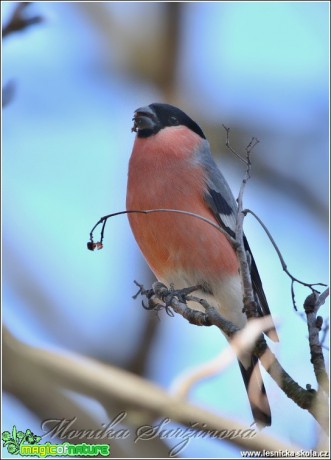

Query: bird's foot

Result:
[134,281,203,317]
[152,282,202,316]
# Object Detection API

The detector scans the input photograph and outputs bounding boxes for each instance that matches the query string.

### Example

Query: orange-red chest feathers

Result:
[126,126,238,281]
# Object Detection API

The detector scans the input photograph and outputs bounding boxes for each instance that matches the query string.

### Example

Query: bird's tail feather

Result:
[238,357,271,427]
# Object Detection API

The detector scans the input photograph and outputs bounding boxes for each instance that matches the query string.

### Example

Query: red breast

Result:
[126,125,239,280]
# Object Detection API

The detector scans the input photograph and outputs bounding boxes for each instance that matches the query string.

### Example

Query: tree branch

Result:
[222,130,329,431]
[244,209,327,310]
[2,2,43,39]
[3,326,299,454]
[88,208,235,251]
[233,135,260,318]
[304,290,329,394]
[2,2,43,108]
[87,126,329,434]
[135,282,329,433]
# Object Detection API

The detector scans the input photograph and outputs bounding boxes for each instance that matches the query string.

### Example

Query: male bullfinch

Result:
[126,103,277,427]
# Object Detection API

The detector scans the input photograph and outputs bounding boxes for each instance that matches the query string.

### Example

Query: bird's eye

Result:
[169,116,179,125]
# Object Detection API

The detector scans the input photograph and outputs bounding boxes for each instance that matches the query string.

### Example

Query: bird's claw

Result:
[138,281,202,317]
[163,286,190,317]
[142,298,163,311]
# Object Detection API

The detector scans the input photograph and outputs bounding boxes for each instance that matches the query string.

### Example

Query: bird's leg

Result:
[134,281,203,317]
[152,282,203,316]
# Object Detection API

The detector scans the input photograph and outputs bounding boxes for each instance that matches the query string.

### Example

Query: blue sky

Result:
[2,2,329,458]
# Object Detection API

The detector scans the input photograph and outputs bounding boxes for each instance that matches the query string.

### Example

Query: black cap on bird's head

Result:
[132,103,206,139]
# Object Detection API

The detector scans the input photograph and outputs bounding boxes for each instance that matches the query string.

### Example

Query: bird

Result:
[126,102,277,427]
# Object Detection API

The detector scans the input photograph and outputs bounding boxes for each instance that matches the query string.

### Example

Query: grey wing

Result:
[198,140,238,237]
[199,142,278,341]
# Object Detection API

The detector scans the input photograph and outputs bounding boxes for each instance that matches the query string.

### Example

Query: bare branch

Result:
[170,316,275,399]
[3,326,299,453]
[222,125,248,165]
[2,2,43,109]
[222,132,329,429]
[87,126,329,434]
[255,336,329,432]
[234,136,260,318]
[88,208,235,250]
[135,283,329,433]
[244,209,327,309]
[2,2,43,39]
[304,290,329,394]
[315,288,330,311]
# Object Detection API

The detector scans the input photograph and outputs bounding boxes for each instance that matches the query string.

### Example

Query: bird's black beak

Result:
[131,106,157,134]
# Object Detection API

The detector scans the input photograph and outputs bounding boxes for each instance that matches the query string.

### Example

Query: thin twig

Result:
[2,2,43,109]
[223,132,329,429]
[222,125,248,165]
[87,126,329,433]
[135,282,329,433]
[234,136,260,317]
[4,327,299,453]
[2,2,43,39]
[170,316,275,399]
[244,208,327,310]
[88,208,236,250]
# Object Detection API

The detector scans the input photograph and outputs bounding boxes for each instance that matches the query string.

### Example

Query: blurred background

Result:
[2,1,329,458]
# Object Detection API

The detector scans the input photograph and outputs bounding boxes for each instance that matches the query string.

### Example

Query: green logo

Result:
[2,426,110,457]
[2,426,41,455]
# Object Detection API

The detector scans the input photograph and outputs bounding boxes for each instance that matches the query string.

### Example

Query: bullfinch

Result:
[126,103,277,427]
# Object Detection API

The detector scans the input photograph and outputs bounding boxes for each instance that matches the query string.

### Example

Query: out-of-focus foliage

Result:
[2,2,329,458]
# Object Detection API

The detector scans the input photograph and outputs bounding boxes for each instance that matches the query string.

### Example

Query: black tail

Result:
[238,356,271,427]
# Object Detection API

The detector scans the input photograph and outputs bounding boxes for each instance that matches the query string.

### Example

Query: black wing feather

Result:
[206,185,279,342]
